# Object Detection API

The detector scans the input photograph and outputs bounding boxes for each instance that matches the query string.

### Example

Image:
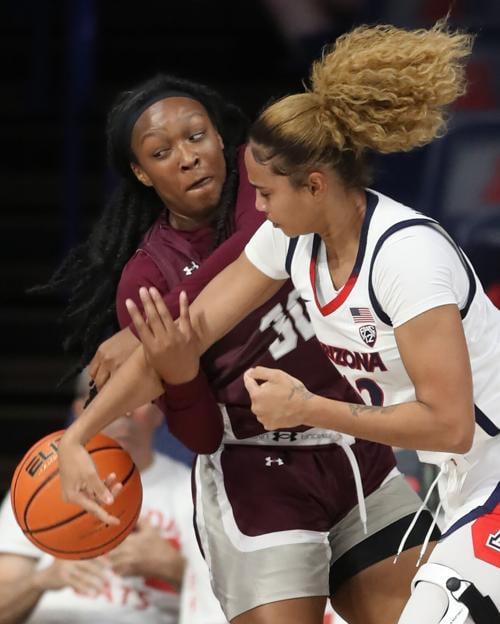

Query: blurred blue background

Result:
[1,0,499,495]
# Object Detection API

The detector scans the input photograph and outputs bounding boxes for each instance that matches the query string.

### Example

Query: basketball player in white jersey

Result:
[54,22,499,624]
[120,23,499,624]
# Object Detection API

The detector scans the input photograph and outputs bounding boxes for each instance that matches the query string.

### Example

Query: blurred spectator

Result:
[0,373,227,624]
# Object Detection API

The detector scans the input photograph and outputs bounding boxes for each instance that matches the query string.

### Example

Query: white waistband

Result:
[222,428,352,446]
[219,403,353,446]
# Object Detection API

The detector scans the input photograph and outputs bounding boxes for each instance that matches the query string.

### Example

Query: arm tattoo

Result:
[288,381,313,402]
[349,403,398,418]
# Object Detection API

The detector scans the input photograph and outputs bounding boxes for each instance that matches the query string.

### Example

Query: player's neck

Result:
[320,189,366,267]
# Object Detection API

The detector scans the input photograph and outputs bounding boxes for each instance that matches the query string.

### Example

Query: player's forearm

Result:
[68,345,164,445]
[189,253,285,354]
[163,372,224,454]
[303,396,474,453]
[0,570,47,624]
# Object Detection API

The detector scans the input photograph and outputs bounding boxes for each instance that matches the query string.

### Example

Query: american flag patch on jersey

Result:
[350,307,375,324]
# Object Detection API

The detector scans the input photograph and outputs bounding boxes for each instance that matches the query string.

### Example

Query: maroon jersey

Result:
[123,220,360,440]
[116,149,389,457]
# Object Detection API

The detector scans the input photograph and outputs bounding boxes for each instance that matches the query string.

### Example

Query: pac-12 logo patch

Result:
[471,503,500,568]
[358,325,377,347]
[350,307,377,347]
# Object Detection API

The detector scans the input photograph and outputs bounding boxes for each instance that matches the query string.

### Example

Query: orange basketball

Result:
[10,430,142,560]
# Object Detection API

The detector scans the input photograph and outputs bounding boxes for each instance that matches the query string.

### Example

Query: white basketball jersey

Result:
[245,190,500,475]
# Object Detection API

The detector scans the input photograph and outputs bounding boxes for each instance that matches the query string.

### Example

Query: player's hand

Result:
[88,327,140,390]
[107,518,185,585]
[243,366,315,430]
[57,432,122,525]
[126,287,200,385]
[36,557,111,596]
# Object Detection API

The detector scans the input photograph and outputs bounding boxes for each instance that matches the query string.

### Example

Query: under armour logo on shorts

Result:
[265,456,284,467]
[272,431,298,442]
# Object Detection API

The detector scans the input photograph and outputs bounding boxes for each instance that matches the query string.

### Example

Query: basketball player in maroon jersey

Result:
[52,74,439,623]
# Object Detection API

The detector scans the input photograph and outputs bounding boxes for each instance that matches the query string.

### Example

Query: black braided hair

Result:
[34,74,249,379]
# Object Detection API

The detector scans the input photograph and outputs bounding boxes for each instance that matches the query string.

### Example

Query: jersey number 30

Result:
[259,291,314,360]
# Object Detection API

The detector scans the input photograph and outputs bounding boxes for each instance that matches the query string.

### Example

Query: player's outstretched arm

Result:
[57,254,282,523]
[57,345,164,524]
[189,251,286,353]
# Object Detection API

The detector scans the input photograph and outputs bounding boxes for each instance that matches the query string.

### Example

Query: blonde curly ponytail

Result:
[249,21,473,186]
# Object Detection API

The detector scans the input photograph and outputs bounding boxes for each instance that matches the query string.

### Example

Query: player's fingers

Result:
[177,290,194,338]
[88,474,114,504]
[125,298,153,344]
[93,366,110,391]
[109,481,123,499]
[71,490,120,526]
[138,287,171,337]
[102,473,123,499]
[103,472,117,488]
[243,370,261,398]
[148,287,177,332]
[246,366,278,382]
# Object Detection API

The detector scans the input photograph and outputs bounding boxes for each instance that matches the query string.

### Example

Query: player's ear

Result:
[131,162,153,187]
[307,171,326,198]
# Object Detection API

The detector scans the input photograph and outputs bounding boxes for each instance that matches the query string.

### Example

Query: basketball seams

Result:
[26,460,138,535]
[26,477,141,558]
[11,433,142,559]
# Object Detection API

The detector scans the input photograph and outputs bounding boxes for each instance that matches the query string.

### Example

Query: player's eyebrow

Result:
[248,181,269,191]
[141,113,205,143]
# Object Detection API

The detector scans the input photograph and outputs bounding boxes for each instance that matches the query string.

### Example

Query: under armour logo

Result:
[272,431,298,442]
[265,456,284,467]
[487,530,500,552]
[183,260,200,276]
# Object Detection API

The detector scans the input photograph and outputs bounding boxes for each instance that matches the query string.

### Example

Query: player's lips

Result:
[186,176,213,191]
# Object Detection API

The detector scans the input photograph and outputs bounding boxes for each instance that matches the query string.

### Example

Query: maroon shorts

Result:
[192,439,435,620]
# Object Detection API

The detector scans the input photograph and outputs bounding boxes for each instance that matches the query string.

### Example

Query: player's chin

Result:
[269,219,287,233]
[274,222,306,237]
[191,193,222,219]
